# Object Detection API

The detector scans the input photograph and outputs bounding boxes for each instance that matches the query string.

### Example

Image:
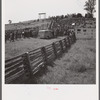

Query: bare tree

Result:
[84,0,96,17]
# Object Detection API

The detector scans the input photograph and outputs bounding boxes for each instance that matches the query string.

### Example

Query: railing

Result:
[5,34,76,84]
[5,54,25,83]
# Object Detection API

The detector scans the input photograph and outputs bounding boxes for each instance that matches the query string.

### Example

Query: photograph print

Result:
[5,0,96,84]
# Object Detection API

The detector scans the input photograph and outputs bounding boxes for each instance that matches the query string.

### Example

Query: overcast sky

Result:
[5,0,88,24]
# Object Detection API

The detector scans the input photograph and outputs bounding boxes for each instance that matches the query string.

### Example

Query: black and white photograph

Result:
[5,0,97,85]
[2,0,99,100]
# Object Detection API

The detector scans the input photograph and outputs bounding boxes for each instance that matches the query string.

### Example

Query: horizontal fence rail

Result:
[5,54,25,83]
[5,34,76,84]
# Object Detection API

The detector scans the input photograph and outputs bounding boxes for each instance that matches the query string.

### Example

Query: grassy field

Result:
[5,37,96,84]
[35,39,96,84]
[5,19,51,30]
[5,37,65,60]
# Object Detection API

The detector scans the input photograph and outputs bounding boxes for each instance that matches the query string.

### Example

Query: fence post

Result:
[67,36,71,48]
[71,33,74,44]
[59,40,64,53]
[52,42,57,59]
[73,32,76,43]
[70,35,73,44]
[70,34,73,44]
[22,52,33,79]
[41,47,48,65]
[72,35,74,43]
[64,38,67,50]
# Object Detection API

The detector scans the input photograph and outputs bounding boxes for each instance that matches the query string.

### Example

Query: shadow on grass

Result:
[23,46,73,84]
[10,43,75,84]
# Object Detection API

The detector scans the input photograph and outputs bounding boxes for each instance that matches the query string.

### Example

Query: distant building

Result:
[75,27,96,39]
[74,19,96,39]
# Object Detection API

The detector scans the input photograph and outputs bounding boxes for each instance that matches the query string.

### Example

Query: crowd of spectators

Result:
[5,27,39,43]
[5,13,95,43]
[48,13,95,37]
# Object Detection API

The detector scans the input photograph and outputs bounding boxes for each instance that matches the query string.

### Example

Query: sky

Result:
[4,0,88,24]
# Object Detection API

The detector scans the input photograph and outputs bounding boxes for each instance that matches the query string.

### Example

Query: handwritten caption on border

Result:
[47,86,59,90]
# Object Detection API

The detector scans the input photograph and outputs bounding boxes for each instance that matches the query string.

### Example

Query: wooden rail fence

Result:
[5,34,76,84]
